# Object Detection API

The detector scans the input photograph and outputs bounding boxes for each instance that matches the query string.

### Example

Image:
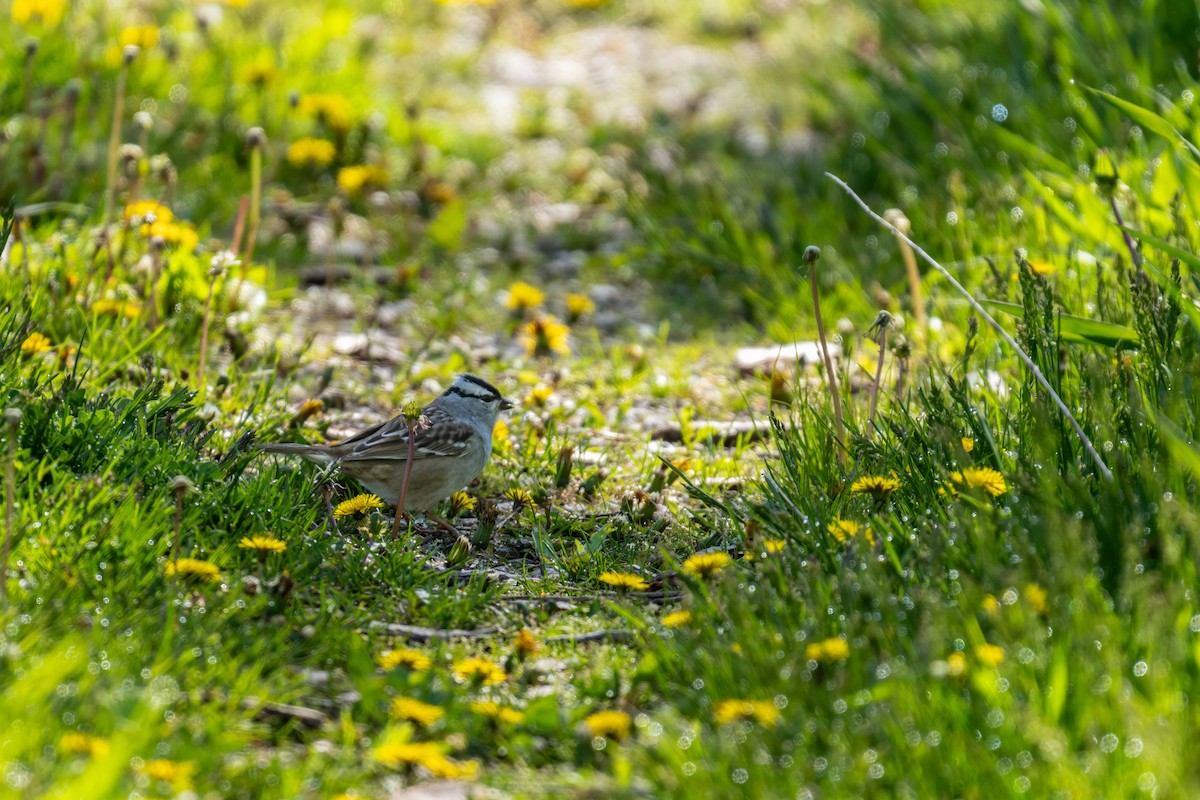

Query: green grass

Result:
[4,0,1200,797]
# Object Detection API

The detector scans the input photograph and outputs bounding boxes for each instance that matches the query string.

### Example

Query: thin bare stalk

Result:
[883,209,926,336]
[804,246,846,465]
[104,47,138,225]
[865,313,891,441]
[828,172,1113,480]
[244,128,265,263]
[2,408,21,605]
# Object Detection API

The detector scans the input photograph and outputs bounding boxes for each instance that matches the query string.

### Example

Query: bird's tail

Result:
[257,441,336,467]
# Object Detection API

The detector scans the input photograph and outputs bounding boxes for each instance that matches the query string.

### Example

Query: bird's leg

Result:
[391,415,419,539]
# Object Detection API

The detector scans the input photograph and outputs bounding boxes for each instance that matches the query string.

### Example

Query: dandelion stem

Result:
[244,129,265,264]
[2,408,22,605]
[104,61,130,226]
[804,246,846,466]
[197,278,216,392]
[884,209,926,337]
[827,172,1113,480]
[866,320,889,442]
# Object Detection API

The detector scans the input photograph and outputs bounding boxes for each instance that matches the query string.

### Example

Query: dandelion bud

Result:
[64,79,81,100]
[447,535,473,567]
[123,45,140,65]
[402,401,423,423]
[171,475,195,493]
[149,235,166,254]
[3,408,22,426]
[245,127,267,149]
[1094,148,1119,196]
[288,90,300,109]
[554,444,574,490]
[802,245,821,264]
[133,111,153,131]
[24,39,38,58]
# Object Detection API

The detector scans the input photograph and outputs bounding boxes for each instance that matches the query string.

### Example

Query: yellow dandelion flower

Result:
[1028,259,1057,276]
[137,759,195,789]
[12,0,66,26]
[827,518,872,544]
[144,219,199,251]
[298,93,355,131]
[850,475,901,496]
[713,699,780,728]
[287,138,336,168]
[238,60,277,86]
[662,610,693,628]
[975,643,1005,667]
[337,164,388,195]
[377,648,432,672]
[682,551,731,579]
[449,491,477,515]
[961,437,975,453]
[599,571,649,591]
[492,419,509,443]
[21,332,52,355]
[762,539,786,553]
[806,637,849,663]
[565,292,595,320]
[164,558,221,582]
[59,732,109,758]
[946,651,967,677]
[948,467,1007,497]
[124,200,173,223]
[513,628,540,656]
[238,535,287,554]
[525,385,554,407]
[92,299,141,319]
[470,700,525,724]
[504,488,534,509]
[584,709,632,742]
[1025,583,1048,614]
[119,25,159,50]
[452,656,507,685]
[390,697,444,727]
[519,316,571,357]
[981,594,1000,614]
[505,281,545,312]
[334,493,385,519]
[372,741,478,779]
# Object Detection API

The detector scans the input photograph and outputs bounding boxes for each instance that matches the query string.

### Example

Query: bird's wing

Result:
[339,411,476,462]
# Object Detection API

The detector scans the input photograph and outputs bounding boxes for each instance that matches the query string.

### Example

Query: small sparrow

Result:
[260,374,513,529]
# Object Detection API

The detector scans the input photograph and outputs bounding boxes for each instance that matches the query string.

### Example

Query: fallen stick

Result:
[826,172,1113,481]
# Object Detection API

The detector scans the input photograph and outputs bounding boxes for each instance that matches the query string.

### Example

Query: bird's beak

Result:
[500,398,515,411]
